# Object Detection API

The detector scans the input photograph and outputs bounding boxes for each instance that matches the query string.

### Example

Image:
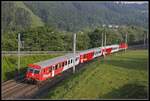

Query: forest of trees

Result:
[2,25,148,51]
[1,1,148,51]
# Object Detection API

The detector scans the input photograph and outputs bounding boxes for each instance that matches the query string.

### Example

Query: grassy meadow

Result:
[44,50,148,99]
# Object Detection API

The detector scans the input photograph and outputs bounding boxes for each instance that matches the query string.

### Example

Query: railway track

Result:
[2,54,99,99]
[2,79,30,99]
[2,79,26,93]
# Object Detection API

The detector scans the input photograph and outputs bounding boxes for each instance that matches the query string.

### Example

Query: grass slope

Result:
[2,54,63,81]
[14,1,44,28]
[44,50,148,99]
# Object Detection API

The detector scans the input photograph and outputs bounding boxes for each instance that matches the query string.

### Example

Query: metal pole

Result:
[125,33,127,52]
[101,32,103,47]
[144,34,145,46]
[104,31,106,58]
[147,30,148,47]
[73,33,76,73]
[101,32,104,61]
[18,33,21,75]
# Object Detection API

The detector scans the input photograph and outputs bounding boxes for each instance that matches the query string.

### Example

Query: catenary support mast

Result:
[73,33,76,73]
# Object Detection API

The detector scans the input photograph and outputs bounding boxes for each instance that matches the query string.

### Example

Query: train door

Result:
[75,56,80,65]
[63,61,68,71]
[86,52,94,61]
[70,59,73,68]
[106,48,112,55]
[68,59,70,68]
[52,65,55,77]
[94,50,99,58]
[42,67,50,80]
[80,55,84,63]
[54,63,63,75]
[67,58,73,68]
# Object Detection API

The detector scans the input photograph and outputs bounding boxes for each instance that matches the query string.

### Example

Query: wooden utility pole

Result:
[73,33,76,73]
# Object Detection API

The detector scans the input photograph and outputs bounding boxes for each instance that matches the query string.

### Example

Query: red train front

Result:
[26,64,42,83]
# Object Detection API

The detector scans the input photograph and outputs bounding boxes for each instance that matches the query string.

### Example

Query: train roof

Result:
[30,53,80,69]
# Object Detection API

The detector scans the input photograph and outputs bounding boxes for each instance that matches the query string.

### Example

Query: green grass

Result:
[44,50,148,99]
[2,53,63,81]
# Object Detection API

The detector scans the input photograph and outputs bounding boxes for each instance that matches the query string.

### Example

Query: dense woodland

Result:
[1,1,148,51]
[2,26,147,51]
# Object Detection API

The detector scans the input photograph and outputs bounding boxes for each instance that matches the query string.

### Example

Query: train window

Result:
[28,68,33,73]
[44,69,48,73]
[43,69,45,73]
[59,63,62,68]
[113,47,117,50]
[55,65,57,70]
[62,62,64,67]
[52,66,55,70]
[34,70,40,74]
[49,67,52,72]
[68,60,70,64]
[54,65,56,70]
[71,59,73,63]
[55,64,59,70]
[76,58,78,61]
[92,52,94,55]
[65,61,67,65]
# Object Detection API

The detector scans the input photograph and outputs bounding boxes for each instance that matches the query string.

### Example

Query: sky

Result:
[115,1,148,4]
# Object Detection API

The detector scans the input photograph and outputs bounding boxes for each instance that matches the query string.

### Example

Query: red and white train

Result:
[26,42,128,82]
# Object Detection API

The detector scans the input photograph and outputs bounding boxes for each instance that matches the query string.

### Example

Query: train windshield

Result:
[28,68,34,73]
[28,68,40,74]
[34,70,40,74]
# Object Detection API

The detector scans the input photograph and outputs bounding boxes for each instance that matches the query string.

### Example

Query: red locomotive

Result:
[26,43,128,83]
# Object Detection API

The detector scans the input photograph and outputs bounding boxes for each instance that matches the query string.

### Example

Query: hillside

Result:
[14,1,44,28]
[2,1,44,33]
[2,1,148,33]
[24,1,148,32]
